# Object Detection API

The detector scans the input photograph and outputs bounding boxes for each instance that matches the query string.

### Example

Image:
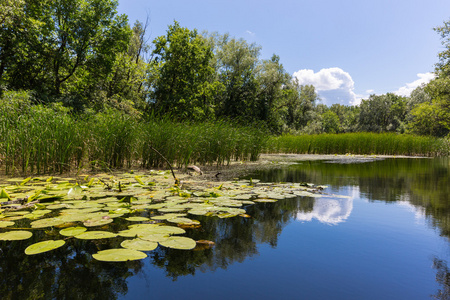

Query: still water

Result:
[1,157,449,299]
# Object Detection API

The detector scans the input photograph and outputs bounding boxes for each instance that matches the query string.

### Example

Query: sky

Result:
[117,0,450,106]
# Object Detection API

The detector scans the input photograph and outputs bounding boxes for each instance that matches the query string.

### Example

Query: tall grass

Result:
[268,133,449,157]
[0,91,268,175]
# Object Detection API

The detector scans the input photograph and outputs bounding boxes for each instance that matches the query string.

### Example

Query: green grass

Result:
[0,92,268,175]
[1,91,448,176]
[267,133,449,157]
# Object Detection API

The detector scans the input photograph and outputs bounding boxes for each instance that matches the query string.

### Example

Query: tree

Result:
[407,19,450,136]
[359,93,407,132]
[1,0,131,103]
[149,21,217,120]
[211,33,261,120]
[322,110,340,133]
[255,54,291,133]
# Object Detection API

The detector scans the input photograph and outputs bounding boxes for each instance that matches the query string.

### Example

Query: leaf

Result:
[25,240,65,255]
[30,218,66,228]
[159,236,196,250]
[0,220,15,228]
[125,216,150,222]
[0,230,32,241]
[92,248,147,262]
[83,217,113,227]
[67,185,83,198]
[121,239,158,251]
[0,189,11,200]
[20,177,32,186]
[74,231,117,239]
[134,176,144,185]
[59,226,87,237]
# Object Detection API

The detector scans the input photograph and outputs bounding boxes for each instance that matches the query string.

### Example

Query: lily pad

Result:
[25,240,65,255]
[167,217,200,225]
[125,216,150,222]
[0,220,15,228]
[92,248,147,262]
[121,239,158,251]
[138,233,170,242]
[59,226,87,237]
[83,217,113,227]
[30,218,66,228]
[159,236,196,250]
[74,231,117,240]
[0,230,32,241]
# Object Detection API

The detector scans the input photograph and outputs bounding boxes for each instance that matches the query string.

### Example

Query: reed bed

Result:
[0,93,268,175]
[268,133,449,157]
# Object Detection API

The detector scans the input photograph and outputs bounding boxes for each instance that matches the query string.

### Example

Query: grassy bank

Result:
[1,93,449,175]
[0,93,268,175]
[267,133,449,157]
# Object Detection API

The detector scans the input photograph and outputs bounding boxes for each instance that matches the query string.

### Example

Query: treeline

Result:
[1,0,450,137]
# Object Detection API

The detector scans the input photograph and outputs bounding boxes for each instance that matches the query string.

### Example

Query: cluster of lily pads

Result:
[0,170,329,262]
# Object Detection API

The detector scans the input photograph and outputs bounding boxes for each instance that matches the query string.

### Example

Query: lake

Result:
[1,157,449,299]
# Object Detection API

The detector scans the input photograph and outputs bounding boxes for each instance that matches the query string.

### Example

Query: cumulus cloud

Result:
[296,197,353,225]
[394,72,435,96]
[293,67,361,106]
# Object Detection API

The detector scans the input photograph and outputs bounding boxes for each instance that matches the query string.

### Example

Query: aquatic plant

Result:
[0,171,335,261]
[267,132,448,156]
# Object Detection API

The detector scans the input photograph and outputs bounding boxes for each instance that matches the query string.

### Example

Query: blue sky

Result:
[118,0,450,106]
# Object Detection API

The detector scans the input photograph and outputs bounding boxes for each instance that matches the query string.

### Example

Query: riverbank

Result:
[195,153,430,181]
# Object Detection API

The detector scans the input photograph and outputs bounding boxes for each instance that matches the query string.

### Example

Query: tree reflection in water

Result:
[432,257,450,300]
[0,158,448,298]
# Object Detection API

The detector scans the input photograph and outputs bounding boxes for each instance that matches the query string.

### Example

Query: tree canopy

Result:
[2,4,450,137]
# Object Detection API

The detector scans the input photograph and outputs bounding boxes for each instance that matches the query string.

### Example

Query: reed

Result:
[267,133,449,157]
[0,92,268,175]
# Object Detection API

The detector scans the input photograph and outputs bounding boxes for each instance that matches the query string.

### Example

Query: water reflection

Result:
[0,158,449,299]
[296,197,353,225]
[250,158,450,240]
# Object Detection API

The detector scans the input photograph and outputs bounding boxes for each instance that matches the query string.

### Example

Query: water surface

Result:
[1,158,449,299]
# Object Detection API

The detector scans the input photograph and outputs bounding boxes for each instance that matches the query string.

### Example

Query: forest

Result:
[1,0,450,174]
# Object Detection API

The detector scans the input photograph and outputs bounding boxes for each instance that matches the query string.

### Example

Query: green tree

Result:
[359,93,407,132]
[149,21,216,120]
[322,110,340,133]
[255,54,291,133]
[1,0,131,103]
[73,19,149,113]
[212,33,261,120]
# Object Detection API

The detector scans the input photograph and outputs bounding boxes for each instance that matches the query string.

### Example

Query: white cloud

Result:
[394,72,435,96]
[245,30,255,36]
[296,197,353,225]
[293,67,361,106]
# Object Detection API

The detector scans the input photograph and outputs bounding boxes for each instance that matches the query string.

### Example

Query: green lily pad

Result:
[92,248,147,262]
[121,239,158,251]
[83,217,113,227]
[146,225,186,235]
[151,213,187,220]
[159,236,196,250]
[59,226,87,237]
[167,217,200,225]
[30,217,66,228]
[25,240,65,255]
[125,216,150,222]
[138,233,169,242]
[74,231,117,240]
[0,230,32,241]
[0,220,15,228]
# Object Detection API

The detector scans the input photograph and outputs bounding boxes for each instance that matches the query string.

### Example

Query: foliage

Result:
[149,21,216,121]
[268,132,448,156]
[0,92,268,175]
[358,93,407,133]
